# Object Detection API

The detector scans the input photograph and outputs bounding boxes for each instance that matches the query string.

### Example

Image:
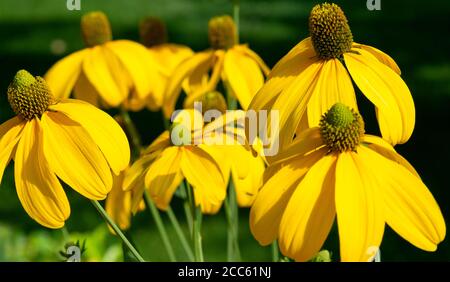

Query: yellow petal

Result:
[344,49,415,145]
[106,40,157,99]
[45,49,89,99]
[335,151,384,262]
[354,43,401,74]
[249,148,326,245]
[181,146,226,213]
[73,71,100,107]
[123,154,156,192]
[148,43,194,74]
[49,99,130,174]
[41,112,112,200]
[229,145,265,207]
[141,131,171,155]
[0,117,25,184]
[362,134,419,177]
[272,60,324,149]
[270,127,324,165]
[164,51,215,118]
[360,146,446,251]
[249,37,316,112]
[82,46,127,107]
[106,171,132,231]
[306,58,357,127]
[279,154,336,262]
[145,147,184,210]
[238,45,271,76]
[14,119,70,228]
[224,47,265,109]
[198,145,230,186]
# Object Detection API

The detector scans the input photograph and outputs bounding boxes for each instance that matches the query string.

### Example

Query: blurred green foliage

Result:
[0,0,449,261]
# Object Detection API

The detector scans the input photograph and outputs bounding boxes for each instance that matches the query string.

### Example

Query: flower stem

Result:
[61,226,70,242]
[224,182,241,261]
[120,108,142,157]
[232,0,240,44]
[91,200,145,262]
[271,241,280,262]
[167,206,195,261]
[143,190,177,262]
[186,181,204,262]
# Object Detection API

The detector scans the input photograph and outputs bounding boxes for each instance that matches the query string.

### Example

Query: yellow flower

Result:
[187,91,265,207]
[250,3,414,148]
[45,11,158,108]
[250,103,445,262]
[0,70,130,228]
[124,17,194,111]
[123,110,227,214]
[163,15,270,118]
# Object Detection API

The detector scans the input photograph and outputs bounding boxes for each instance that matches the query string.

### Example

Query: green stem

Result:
[143,190,177,262]
[232,0,240,44]
[186,181,204,262]
[61,226,70,242]
[120,108,142,156]
[271,241,280,262]
[224,182,241,261]
[167,206,195,261]
[91,200,145,262]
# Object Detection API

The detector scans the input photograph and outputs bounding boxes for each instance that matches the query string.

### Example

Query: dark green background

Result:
[0,0,449,261]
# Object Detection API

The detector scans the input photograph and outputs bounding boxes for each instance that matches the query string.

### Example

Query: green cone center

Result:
[208,15,237,50]
[309,3,353,59]
[319,103,364,153]
[81,11,112,47]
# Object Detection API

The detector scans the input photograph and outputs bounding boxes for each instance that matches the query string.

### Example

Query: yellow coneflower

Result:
[163,15,270,118]
[0,70,130,228]
[126,17,194,111]
[123,109,226,214]
[45,11,158,108]
[250,3,414,148]
[188,91,265,207]
[250,103,445,262]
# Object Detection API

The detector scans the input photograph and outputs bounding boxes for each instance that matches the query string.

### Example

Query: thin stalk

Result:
[271,241,280,262]
[143,190,177,262]
[119,108,142,156]
[186,181,204,262]
[167,206,195,261]
[61,226,70,242]
[91,200,145,262]
[224,182,241,261]
[232,0,240,44]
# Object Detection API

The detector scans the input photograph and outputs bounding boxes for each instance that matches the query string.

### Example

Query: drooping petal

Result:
[362,134,419,177]
[238,45,271,76]
[223,47,265,109]
[0,117,25,184]
[106,171,132,231]
[279,154,336,262]
[41,112,112,200]
[164,51,215,118]
[181,146,226,213]
[49,99,130,174]
[106,40,158,99]
[73,71,101,107]
[123,154,157,192]
[270,127,324,165]
[344,48,415,145]
[272,60,324,149]
[45,49,89,99]
[354,43,401,74]
[145,147,184,210]
[82,46,127,107]
[306,58,357,127]
[141,131,171,155]
[229,145,265,207]
[335,151,384,262]
[250,148,326,245]
[249,37,316,112]
[361,146,446,251]
[14,119,70,228]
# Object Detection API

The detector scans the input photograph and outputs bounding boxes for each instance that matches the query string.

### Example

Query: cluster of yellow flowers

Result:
[0,2,445,262]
